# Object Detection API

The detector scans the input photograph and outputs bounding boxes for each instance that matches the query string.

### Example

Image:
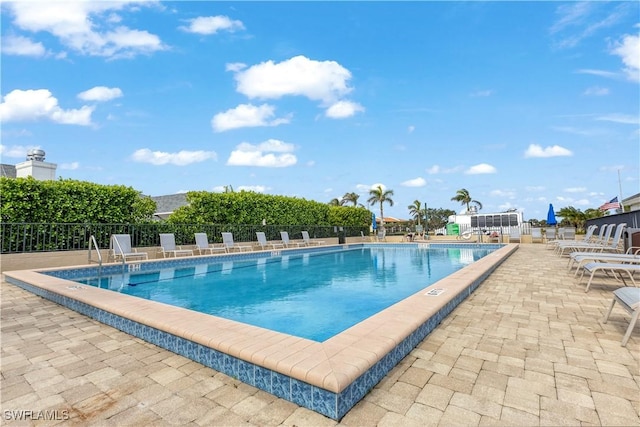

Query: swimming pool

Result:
[4,243,517,420]
[69,246,495,342]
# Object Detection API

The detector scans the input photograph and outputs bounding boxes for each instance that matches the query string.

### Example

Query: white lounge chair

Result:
[552,225,599,252]
[556,224,619,256]
[194,232,227,255]
[544,227,557,247]
[109,234,148,262]
[361,231,370,242]
[158,233,193,258]
[579,261,640,292]
[221,232,252,252]
[562,227,576,240]
[568,249,640,275]
[531,228,543,243]
[508,228,521,243]
[603,287,640,347]
[255,232,284,250]
[280,231,305,247]
[301,231,325,246]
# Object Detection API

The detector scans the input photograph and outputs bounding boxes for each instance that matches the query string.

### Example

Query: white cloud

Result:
[611,33,640,82]
[237,185,267,193]
[490,189,516,199]
[5,1,166,59]
[77,86,123,102]
[232,55,353,104]
[583,86,609,96]
[252,139,296,152]
[465,163,497,174]
[1,34,47,57]
[225,62,246,72]
[59,162,80,170]
[564,187,586,193]
[0,89,94,125]
[400,177,426,187]
[525,185,546,192]
[575,69,619,79]
[0,144,40,158]
[226,139,297,167]
[369,183,387,191]
[211,103,290,132]
[550,2,628,49]
[130,148,217,166]
[408,125,415,133]
[325,100,364,119]
[179,15,244,35]
[470,89,494,97]
[596,113,639,125]
[524,144,573,158]
[427,164,465,174]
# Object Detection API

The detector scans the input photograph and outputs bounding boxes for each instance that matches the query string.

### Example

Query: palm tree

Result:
[408,200,423,225]
[328,198,341,206]
[451,188,482,213]
[367,185,394,229]
[341,192,360,207]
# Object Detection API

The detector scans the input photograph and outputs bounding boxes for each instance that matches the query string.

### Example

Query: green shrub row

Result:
[0,177,156,223]
[167,191,371,227]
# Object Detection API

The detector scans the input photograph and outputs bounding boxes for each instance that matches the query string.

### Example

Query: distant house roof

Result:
[375,216,406,223]
[151,193,189,219]
[622,193,640,211]
[0,164,16,178]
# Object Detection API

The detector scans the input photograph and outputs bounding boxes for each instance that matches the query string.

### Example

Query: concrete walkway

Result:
[2,245,638,426]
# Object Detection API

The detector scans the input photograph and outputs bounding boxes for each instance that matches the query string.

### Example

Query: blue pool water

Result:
[73,246,495,341]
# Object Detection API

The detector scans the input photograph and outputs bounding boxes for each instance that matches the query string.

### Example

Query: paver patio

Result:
[1,244,638,426]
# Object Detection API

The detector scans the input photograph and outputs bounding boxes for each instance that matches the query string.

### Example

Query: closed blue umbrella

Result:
[547,204,557,226]
[372,212,377,230]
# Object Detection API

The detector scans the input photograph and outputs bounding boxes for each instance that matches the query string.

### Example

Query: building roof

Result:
[150,193,189,219]
[0,164,17,178]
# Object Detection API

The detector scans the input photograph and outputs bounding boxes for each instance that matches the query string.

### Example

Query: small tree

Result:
[408,200,423,225]
[451,188,482,213]
[367,185,394,230]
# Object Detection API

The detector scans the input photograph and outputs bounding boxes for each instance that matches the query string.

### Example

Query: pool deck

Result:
[2,244,639,426]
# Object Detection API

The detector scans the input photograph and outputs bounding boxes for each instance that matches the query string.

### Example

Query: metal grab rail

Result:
[88,235,102,266]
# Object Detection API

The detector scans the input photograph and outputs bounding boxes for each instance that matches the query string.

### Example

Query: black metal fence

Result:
[586,210,640,231]
[0,223,368,254]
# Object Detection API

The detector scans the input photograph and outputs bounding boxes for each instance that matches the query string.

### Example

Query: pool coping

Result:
[2,242,518,420]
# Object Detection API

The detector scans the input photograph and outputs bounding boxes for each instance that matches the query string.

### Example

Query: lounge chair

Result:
[544,227,557,247]
[255,232,284,250]
[508,228,521,243]
[194,232,227,255]
[377,229,386,242]
[361,231,370,242]
[551,225,598,251]
[109,234,148,262]
[301,231,325,246]
[562,227,576,240]
[555,224,617,256]
[602,287,640,346]
[221,232,253,252]
[579,261,640,292]
[280,231,306,247]
[568,251,640,276]
[531,228,543,243]
[158,233,194,258]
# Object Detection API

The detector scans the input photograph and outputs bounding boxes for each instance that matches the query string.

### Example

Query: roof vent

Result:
[26,149,46,162]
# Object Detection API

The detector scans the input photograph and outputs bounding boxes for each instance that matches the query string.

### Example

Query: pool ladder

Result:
[88,235,103,267]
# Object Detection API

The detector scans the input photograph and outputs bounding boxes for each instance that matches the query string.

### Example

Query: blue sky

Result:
[1,1,638,221]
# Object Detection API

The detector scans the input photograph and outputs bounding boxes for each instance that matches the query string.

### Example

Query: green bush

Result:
[0,177,156,223]
[168,191,370,227]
